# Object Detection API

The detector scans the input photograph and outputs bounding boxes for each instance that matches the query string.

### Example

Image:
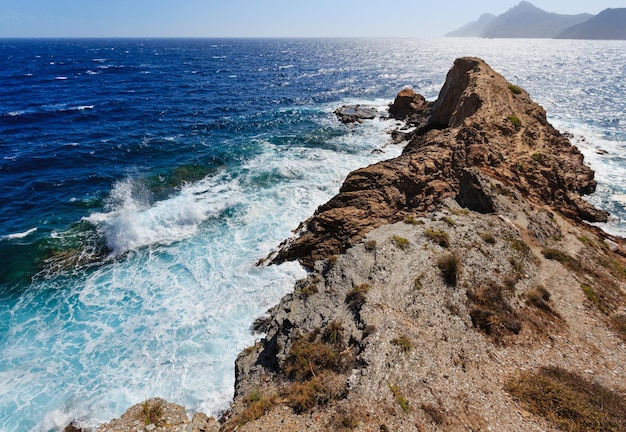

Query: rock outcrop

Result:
[269,57,607,270]
[94,398,218,432]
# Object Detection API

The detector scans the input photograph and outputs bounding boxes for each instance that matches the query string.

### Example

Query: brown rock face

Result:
[269,57,607,269]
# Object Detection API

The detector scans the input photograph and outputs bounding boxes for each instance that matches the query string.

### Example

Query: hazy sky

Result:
[1,1,624,38]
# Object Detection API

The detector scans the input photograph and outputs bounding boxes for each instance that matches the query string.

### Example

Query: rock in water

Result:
[333,104,378,123]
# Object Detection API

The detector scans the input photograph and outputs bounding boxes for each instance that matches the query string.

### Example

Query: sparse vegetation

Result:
[421,403,445,425]
[506,366,626,432]
[531,152,544,163]
[238,391,277,424]
[578,235,596,248]
[404,215,424,225]
[387,382,409,413]
[526,286,560,318]
[581,283,603,312]
[480,232,496,244]
[437,253,460,286]
[285,371,346,412]
[282,326,354,413]
[391,334,413,352]
[345,283,370,312]
[542,248,580,270]
[322,320,344,346]
[441,216,456,226]
[142,399,164,426]
[300,281,319,298]
[414,273,424,290]
[364,239,377,251]
[509,257,524,274]
[508,84,523,95]
[391,235,409,251]
[329,408,360,431]
[425,228,450,248]
[508,114,522,131]
[468,282,521,341]
[508,236,530,254]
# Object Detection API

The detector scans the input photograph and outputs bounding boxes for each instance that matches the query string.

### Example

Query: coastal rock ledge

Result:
[83,58,626,431]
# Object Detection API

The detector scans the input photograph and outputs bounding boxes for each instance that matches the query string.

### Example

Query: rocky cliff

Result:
[223,57,626,432]
[268,57,608,270]
[88,58,626,432]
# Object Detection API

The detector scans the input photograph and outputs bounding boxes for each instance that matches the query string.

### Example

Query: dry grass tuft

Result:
[506,366,626,432]
[437,253,460,286]
[425,228,450,248]
[345,283,370,313]
[468,282,521,341]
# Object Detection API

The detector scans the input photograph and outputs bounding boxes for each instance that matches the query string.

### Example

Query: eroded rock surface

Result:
[269,57,607,269]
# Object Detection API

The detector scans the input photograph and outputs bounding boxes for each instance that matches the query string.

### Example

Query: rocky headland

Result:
[80,58,626,432]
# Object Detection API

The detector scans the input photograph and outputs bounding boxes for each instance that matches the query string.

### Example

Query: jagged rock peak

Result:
[267,57,607,269]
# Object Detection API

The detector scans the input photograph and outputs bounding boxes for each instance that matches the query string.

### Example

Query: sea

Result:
[0,38,624,431]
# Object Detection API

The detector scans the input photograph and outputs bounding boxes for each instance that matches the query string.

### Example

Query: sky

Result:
[0,1,624,38]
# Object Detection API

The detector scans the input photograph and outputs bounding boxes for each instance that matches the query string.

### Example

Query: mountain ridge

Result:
[448,1,625,40]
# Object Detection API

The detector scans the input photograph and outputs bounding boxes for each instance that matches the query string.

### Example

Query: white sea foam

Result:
[86,176,239,256]
[2,227,37,240]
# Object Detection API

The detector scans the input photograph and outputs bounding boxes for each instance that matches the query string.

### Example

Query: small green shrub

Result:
[142,399,164,425]
[508,84,523,95]
[388,382,410,413]
[391,334,413,353]
[425,228,450,248]
[391,235,409,251]
[322,320,344,346]
[508,114,522,131]
[437,253,460,286]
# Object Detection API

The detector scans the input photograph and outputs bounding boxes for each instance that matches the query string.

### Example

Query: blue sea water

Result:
[0,38,624,431]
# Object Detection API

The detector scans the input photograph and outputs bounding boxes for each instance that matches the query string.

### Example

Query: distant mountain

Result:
[446,13,496,37]
[447,1,592,39]
[556,8,626,40]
